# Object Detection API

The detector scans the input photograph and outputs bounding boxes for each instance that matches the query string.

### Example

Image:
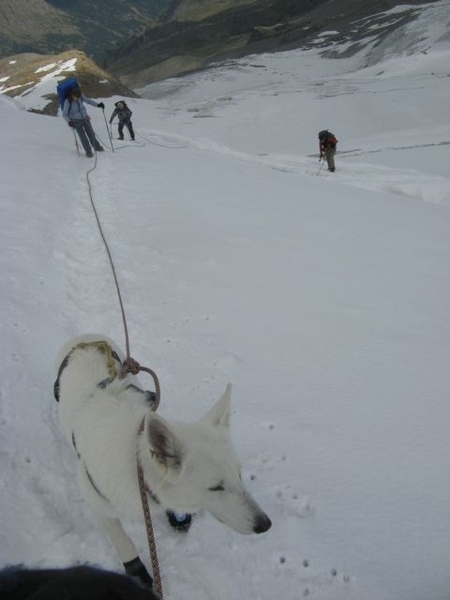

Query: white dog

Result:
[54,334,271,588]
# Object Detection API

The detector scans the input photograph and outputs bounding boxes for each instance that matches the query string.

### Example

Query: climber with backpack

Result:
[109,100,135,141]
[58,78,105,158]
[318,130,338,172]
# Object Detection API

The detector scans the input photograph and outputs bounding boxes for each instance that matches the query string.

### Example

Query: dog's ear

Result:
[146,415,183,469]
[201,383,232,429]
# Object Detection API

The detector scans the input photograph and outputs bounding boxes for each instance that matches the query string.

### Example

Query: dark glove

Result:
[68,120,75,128]
[97,102,105,109]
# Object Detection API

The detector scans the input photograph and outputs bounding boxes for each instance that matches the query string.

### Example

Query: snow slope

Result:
[1,2,450,599]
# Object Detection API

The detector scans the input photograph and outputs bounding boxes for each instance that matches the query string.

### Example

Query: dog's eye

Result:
[208,482,225,492]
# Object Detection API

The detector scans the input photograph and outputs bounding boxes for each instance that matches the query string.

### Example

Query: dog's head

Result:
[141,384,272,535]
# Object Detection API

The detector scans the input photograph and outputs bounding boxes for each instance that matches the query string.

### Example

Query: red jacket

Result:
[319,133,338,155]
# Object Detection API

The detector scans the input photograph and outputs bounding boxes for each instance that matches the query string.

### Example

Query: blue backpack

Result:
[56,77,79,109]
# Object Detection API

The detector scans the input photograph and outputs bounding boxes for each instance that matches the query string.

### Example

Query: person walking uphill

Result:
[62,87,105,158]
[109,100,135,141]
[318,130,338,172]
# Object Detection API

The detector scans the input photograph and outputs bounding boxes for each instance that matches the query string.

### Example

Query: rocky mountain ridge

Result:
[0,50,137,115]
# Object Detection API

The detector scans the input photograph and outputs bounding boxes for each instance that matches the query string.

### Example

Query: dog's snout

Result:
[253,514,272,534]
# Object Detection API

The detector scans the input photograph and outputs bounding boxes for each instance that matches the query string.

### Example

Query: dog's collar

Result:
[53,344,122,402]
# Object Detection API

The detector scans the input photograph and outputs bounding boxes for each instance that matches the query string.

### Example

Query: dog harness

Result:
[55,341,161,505]
[53,341,122,402]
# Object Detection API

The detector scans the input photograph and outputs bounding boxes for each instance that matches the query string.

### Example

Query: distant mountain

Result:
[105,0,440,87]
[106,0,328,85]
[0,0,172,62]
[0,0,442,92]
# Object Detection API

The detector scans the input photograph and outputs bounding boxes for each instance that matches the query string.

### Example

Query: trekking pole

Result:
[72,129,80,157]
[316,157,325,176]
[102,108,114,152]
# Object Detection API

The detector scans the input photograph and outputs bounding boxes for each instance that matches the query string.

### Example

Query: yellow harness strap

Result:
[75,341,118,379]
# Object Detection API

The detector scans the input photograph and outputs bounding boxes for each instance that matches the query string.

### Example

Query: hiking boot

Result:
[166,510,192,532]
[119,136,124,140]
[86,152,93,158]
[95,146,104,152]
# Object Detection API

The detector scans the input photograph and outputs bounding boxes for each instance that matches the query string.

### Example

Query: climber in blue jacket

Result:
[62,86,105,158]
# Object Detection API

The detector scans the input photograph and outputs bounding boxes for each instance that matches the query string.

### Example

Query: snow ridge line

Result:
[142,129,450,206]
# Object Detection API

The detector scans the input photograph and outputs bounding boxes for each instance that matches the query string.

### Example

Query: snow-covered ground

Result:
[1,1,450,599]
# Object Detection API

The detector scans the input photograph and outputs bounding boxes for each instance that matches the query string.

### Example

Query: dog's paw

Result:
[123,556,154,589]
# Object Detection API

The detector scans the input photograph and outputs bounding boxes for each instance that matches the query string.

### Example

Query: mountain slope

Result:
[0,0,171,62]
[106,0,440,86]
[106,0,328,85]
[0,0,80,57]
[169,0,258,21]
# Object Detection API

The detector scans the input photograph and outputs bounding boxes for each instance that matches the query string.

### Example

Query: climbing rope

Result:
[83,141,163,596]
[136,131,188,149]
[84,153,131,359]
[138,448,164,599]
